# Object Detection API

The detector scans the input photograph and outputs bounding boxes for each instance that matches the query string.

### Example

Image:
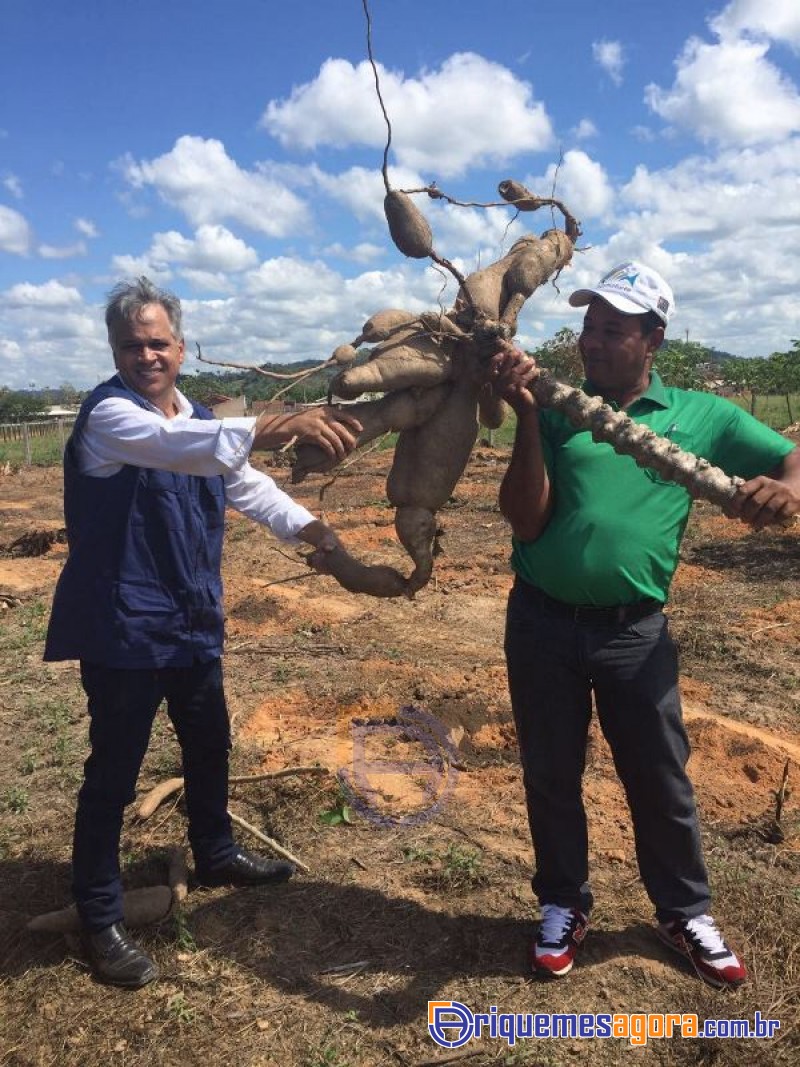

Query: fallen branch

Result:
[413,1049,484,1067]
[138,765,331,820]
[227,809,310,872]
[769,759,791,843]
[230,766,329,784]
[750,621,793,637]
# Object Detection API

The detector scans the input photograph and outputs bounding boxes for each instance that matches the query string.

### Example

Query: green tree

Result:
[653,340,711,390]
[0,389,42,421]
[528,327,583,385]
[765,345,800,424]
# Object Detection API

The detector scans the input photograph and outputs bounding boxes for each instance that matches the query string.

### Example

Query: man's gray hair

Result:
[105,276,183,343]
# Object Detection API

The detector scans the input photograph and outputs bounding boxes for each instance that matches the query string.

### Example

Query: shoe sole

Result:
[92,965,159,989]
[533,957,575,978]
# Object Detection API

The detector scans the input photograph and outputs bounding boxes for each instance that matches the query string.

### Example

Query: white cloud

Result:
[322,241,384,264]
[75,217,99,239]
[0,204,32,254]
[2,280,83,308]
[631,125,657,143]
[645,35,800,145]
[0,339,24,367]
[39,241,88,260]
[310,164,414,223]
[179,269,238,294]
[111,254,173,283]
[619,140,800,241]
[0,284,109,388]
[305,161,529,261]
[572,119,598,141]
[111,225,258,293]
[153,225,258,273]
[564,138,800,355]
[592,40,625,86]
[262,54,554,178]
[710,0,800,47]
[527,150,614,221]
[3,174,23,199]
[119,135,311,237]
[176,254,462,373]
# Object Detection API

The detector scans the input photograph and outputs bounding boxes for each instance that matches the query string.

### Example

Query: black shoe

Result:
[83,922,159,989]
[195,846,295,888]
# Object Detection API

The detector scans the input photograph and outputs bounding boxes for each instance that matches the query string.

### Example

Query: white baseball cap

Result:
[569,261,674,325]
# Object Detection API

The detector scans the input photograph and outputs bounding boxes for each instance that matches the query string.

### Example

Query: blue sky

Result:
[2,0,800,389]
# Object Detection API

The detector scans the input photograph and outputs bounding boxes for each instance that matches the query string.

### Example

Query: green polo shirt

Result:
[511,371,795,606]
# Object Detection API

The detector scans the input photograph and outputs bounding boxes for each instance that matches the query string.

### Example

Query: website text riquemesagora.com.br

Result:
[427,1001,781,1049]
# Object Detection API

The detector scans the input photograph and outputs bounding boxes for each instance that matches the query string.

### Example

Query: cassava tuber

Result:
[352,309,419,346]
[498,179,545,212]
[529,371,744,507]
[332,334,454,399]
[384,190,434,259]
[28,885,173,933]
[293,384,451,481]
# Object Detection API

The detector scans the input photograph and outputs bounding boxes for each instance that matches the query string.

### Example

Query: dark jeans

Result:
[504,580,711,922]
[73,659,235,931]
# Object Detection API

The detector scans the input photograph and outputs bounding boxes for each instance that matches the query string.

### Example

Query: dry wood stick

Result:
[230,766,329,784]
[138,766,328,820]
[167,845,189,904]
[775,759,791,827]
[227,809,309,872]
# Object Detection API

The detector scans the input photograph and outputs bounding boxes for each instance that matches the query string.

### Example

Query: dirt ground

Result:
[0,444,798,1067]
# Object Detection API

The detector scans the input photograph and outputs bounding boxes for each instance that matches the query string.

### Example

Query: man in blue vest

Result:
[488,261,799,988]
[44,277,363,988]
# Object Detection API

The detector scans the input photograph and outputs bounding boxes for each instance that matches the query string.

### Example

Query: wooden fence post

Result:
[22,422,32,466]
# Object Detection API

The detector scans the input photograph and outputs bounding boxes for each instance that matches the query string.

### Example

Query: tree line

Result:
[2,339,798,426]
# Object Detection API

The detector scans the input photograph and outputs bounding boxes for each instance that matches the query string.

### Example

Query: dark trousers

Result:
[73,659,235,931]
[504,580,711,922]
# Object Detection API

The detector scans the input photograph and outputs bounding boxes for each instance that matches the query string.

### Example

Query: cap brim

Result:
[568,288,652,317]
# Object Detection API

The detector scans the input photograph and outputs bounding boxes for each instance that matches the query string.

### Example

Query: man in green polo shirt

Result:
[488,261,799,988]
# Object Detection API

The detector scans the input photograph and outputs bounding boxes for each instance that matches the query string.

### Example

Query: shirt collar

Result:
[582,369,669,411]
[111,372,192,417]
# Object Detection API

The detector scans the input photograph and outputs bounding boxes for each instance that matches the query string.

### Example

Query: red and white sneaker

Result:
[657,914,747,988]
[531,905,589,977]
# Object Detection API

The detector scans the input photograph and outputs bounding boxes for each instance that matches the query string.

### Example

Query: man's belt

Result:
[516,579,663,626]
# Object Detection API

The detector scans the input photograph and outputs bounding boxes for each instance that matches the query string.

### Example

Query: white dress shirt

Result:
[79,386,316,543]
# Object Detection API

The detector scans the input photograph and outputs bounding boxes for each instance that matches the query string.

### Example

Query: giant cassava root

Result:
[529,370,744,508]
[288,178,581,597]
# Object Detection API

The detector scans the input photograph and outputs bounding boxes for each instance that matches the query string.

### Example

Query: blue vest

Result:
[44,376,227,668]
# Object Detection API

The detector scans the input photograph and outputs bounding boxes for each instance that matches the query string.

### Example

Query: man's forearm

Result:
[252,406,362,458]
[499,409,552,541]
[729,446,800,528]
